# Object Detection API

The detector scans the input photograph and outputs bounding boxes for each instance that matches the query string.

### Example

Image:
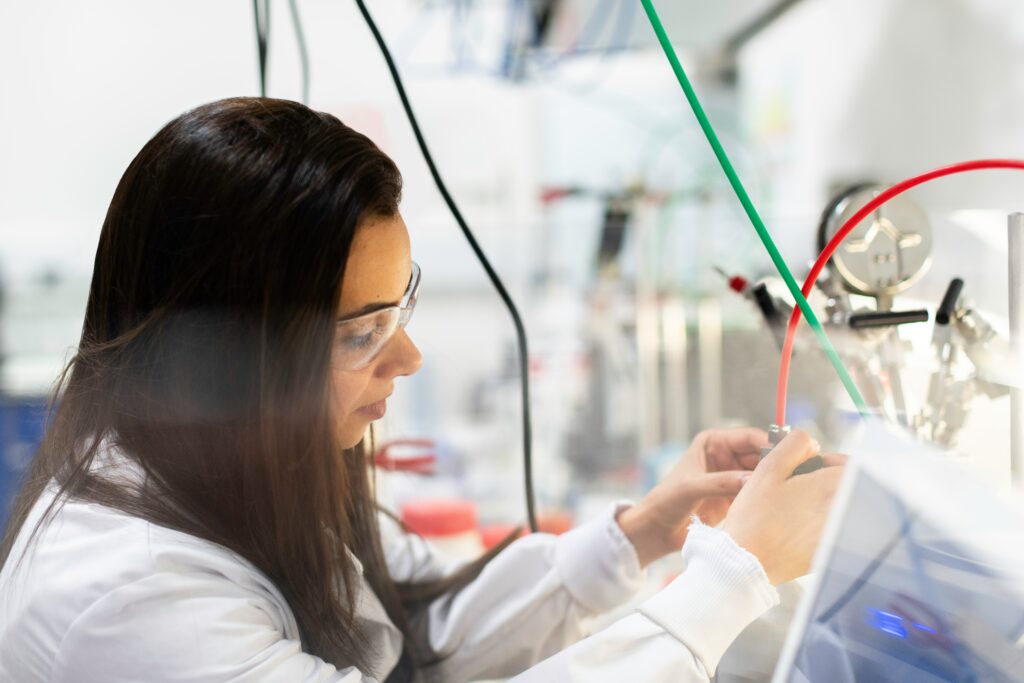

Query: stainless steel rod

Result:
[1008,213,1024,485]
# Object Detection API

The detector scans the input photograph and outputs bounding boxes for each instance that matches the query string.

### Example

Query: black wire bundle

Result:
[353,0,538,533]
[288,0,310,104]
[253,0,271,97]
[252,0,310,103]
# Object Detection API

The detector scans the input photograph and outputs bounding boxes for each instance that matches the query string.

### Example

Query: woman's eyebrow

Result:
[338,265,414,321]
[338,299,399,321]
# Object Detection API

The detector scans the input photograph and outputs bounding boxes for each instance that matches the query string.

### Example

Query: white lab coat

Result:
[0,458,779,682]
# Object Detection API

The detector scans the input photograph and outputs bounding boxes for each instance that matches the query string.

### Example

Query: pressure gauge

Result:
[818,184,933,297]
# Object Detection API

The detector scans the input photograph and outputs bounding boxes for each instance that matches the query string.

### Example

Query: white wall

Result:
[0,1,544,401]
[0,0,542,279]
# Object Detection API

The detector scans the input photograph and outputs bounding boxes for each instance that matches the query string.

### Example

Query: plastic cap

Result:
[478,513,574,549]
[728,275,748,293]
[537,512,574,535]
[480,524,526,550]
[401,499,477,537]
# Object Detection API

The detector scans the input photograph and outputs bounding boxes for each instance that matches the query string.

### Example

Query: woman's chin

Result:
[338,420,373,450]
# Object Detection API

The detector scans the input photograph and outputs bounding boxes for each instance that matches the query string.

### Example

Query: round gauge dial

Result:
[818,184,932,297]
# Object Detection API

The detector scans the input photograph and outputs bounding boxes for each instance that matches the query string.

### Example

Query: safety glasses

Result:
[333,262,420,371]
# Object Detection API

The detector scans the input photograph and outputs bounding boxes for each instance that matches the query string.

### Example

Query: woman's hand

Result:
[721,430,846,585]
[617,428,768,567]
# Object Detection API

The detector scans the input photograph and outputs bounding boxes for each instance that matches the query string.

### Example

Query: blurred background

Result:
[2,0,1024,543]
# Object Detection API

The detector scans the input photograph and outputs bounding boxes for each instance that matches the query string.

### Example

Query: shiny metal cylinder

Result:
[1009,213,1024,484]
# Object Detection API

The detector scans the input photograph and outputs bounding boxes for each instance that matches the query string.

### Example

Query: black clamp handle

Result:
[752,283,789,349]
[848,310,930,329]
[936,278,964,326]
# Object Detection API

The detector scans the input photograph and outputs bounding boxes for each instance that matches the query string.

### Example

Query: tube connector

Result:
[760,423,791,460]
[760,423,824,476]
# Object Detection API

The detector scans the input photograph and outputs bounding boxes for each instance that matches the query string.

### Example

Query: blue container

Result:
[0,395,49,528]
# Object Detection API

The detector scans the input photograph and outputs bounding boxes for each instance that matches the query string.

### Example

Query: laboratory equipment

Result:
[643,0,1024,462]
[773,420,1024,682]
[775,161,1024,429]
[723,184,1019,455]
[1009,214,1024,483]
[374,439,438,476]
[400,498,485,563]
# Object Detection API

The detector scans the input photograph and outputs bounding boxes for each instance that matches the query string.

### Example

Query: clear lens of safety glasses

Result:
[333,262,420,371]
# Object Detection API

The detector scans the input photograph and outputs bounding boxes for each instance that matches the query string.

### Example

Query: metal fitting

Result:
[760,423,791,460]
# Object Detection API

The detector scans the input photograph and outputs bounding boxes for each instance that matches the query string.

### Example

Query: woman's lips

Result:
[357,399,387,420]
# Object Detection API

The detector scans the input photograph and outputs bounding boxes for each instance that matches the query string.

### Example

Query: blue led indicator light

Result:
[913,623,937,634]
[866,608,909,639]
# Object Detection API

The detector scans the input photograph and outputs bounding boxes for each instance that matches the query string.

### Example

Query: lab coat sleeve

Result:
[384,503,647,682]
[389,516,774,679]
[50,568,377,683]
[515,522,782,681]
[389,510,778,682]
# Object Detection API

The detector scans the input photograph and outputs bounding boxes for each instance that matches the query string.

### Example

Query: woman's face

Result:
[332,213,422,449]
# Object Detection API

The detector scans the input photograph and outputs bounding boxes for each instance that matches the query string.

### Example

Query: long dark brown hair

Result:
[0,97,514,675]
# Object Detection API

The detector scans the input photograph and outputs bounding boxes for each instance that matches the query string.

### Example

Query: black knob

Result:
[936,278,964,326]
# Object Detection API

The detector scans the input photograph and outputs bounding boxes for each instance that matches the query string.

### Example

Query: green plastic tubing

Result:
[639,0,870,418]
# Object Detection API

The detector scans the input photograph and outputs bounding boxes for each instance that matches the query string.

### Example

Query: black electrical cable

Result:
[253,0,270,97]
[288,0,311,104]
[816,513,916,624]
[353,0,538,533]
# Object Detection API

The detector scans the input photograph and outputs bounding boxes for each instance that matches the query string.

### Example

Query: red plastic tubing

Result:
[775,159,1024,426]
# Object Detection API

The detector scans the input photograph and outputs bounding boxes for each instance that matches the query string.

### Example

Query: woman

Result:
[0,98,843,682]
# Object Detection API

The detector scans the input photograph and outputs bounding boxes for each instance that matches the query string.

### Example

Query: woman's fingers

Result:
[710,427,769,454]
[822,452,848,467]
[704,427,769,470]
[683,470,752,499]
[736,451,761,471]
[721,431,846,585]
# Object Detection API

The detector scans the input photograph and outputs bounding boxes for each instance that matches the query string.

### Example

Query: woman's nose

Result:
[376,328,422,378]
